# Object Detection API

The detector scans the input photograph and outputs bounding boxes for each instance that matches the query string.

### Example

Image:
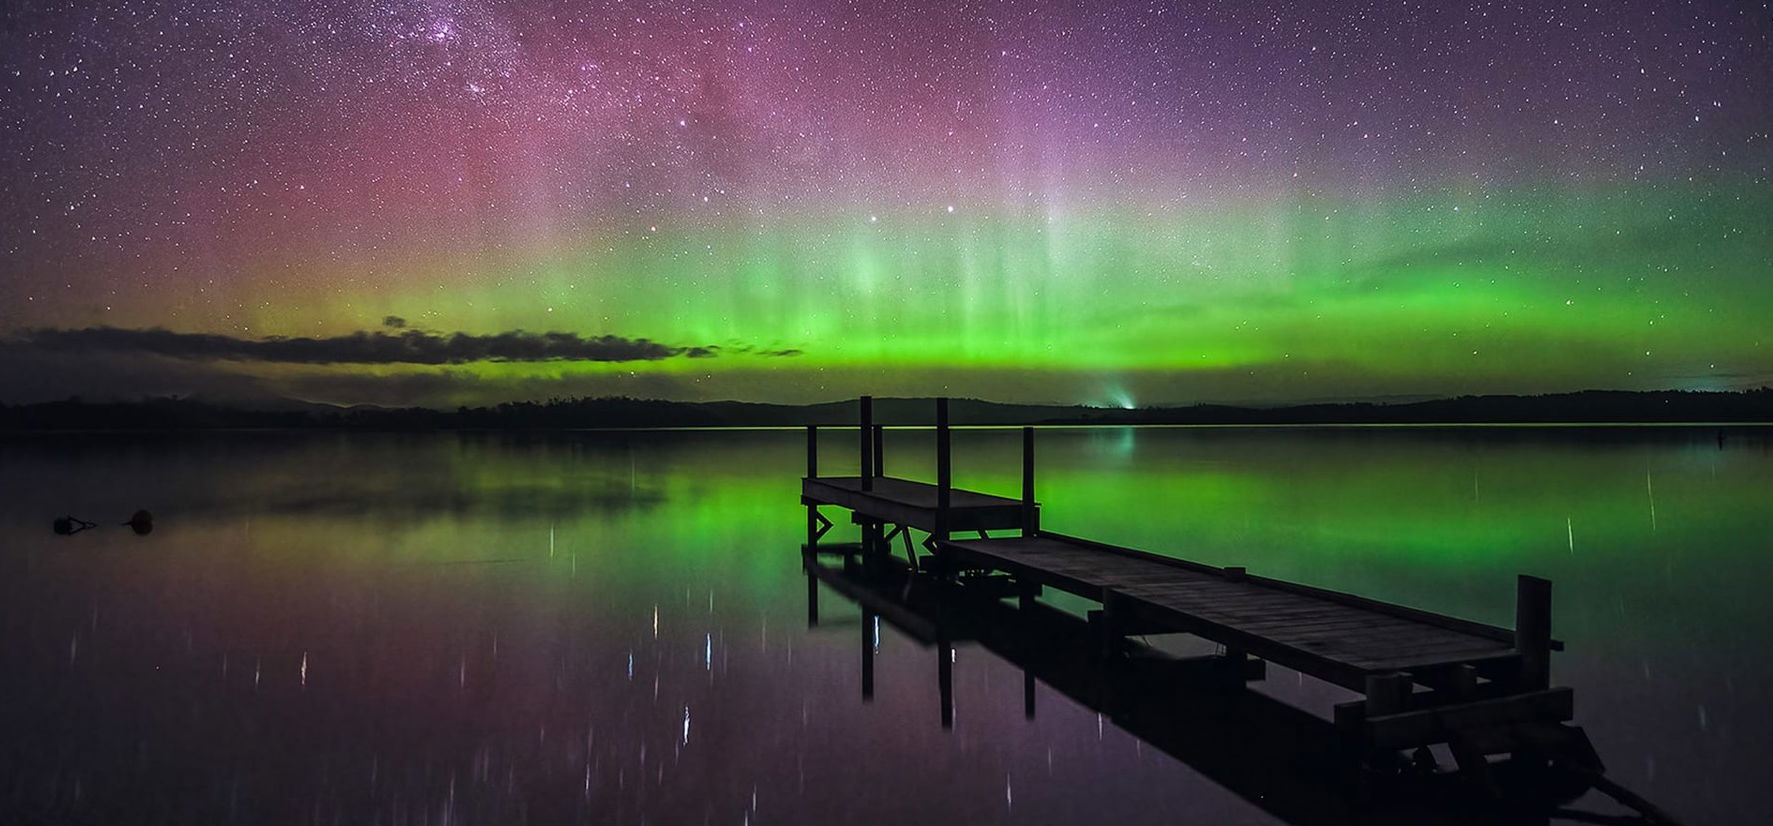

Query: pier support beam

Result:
[935,397,952,545]
[873,424,885,479]
[859,396,874,490]
[805,425,820,548]
[1515,575,1552,691]
[938,639,955,729]
[1021,426,1038,536]
[1365,672,1412,718]
[1097,587,1120,655]
[861,609,876,702]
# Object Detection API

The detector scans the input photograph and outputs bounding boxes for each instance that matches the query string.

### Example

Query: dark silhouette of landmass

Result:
[1,388,1769,430]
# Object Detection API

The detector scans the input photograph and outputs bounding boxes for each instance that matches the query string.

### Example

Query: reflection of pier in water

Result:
[798,396,1674,825]
[805,548,1668,826]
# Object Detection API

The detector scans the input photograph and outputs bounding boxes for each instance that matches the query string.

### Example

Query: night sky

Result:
[3,0,1771,407]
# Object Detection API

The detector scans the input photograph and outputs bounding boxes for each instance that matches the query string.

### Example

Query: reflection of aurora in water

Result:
[1,427,1768,824]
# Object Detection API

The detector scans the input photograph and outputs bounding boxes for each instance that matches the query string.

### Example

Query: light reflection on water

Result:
[1,427,1768,825]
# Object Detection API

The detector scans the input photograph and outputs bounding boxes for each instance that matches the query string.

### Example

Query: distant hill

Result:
[1,389,1769,430]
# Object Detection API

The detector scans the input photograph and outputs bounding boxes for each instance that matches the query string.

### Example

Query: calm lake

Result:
[3,427,1769,825]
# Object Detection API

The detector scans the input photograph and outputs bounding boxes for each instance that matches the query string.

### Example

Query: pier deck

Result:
[937,532,1543,693]
[801,476,1030,534]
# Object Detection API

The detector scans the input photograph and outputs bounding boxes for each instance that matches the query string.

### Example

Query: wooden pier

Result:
[803,554,1616,825]
[800,396,1598,784]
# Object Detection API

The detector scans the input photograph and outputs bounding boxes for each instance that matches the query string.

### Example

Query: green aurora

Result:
[195,181,1772,406]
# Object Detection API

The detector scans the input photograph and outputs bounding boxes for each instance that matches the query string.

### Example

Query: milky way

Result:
[2,0,1771,406]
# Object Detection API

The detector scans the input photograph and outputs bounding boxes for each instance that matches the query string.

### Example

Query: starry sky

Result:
[2,0,1771,407]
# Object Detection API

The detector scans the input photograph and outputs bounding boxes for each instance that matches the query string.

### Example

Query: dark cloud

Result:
[4,326,804,365]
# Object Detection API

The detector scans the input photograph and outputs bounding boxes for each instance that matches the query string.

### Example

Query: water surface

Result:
[2,427,1768,824]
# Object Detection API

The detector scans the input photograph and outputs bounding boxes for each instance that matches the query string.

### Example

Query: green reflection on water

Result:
[4,427,1769,825]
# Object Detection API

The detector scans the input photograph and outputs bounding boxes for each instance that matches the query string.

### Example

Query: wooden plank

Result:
[938,532,1530,686]
[1036,531,1560,648]
[1275,624,1503,647]
[1357,688,1575,749]
[1358,649,1523,673]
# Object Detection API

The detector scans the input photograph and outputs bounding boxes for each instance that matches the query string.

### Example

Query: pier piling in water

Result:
[1021,426,1038,536]
[1516,574,1553,690]
[935,397,951,543]
[859,396,874,490]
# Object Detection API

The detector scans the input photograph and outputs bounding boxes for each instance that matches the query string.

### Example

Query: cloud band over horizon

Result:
[5,326,799,365]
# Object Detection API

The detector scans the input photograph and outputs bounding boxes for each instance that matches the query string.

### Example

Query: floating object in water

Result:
[52,516,97,535]
[124,509,154,535]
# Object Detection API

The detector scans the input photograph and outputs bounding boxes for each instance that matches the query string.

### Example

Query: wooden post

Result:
[1023,671,1036,720]
[873,424,885,478]
[938,640,954,729]
[1098,586,1118,654]
[806,572,819,628]
[859,396,874,490]
[864,520,883,558]
[1222,646,1248,679]
[861,609,875,701]
[805,423,818,550]
[1450,663,1479,700]
[935,397,952,543]
[1021,426,1038,536]
[1365,672,1411,717]
[1515,575,1552,690]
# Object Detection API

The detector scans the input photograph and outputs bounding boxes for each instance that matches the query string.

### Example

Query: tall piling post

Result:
[938,639,955,729]
[935,397,952,544]
[859,396,874,491]
[1021,426,1038,536]
[1515,575,1552,690]
[861,609,876,701]
[873,424,885,478]
[805,425,819,547]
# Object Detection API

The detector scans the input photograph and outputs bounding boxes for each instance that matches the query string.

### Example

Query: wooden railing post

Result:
[935,397,951,542]
[873,424,885,478]
[1021,426,1038,536]
[859,396,874,490]
[1515,575,1552,690]
[805,424,820,549]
